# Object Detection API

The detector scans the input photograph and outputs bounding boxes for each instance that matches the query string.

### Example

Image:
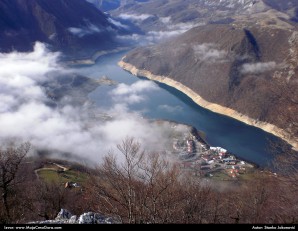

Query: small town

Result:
[161,121,256,180]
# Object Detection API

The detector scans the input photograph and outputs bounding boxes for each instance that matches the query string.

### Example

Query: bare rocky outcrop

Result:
[30,209,120,224]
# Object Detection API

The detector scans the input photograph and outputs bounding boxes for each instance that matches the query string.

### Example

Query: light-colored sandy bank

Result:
[119,60,298,151]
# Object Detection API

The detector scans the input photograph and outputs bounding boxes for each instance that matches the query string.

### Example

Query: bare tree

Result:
[85,137,298,224]
[30,181,68,220]
[135,152,182,223]
[271,142,298,223]
[87,137,183,223]
[0,142,30,222]
[273,143,298,189]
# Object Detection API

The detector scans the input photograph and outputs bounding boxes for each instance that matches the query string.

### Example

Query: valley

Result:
[0,0,297,224]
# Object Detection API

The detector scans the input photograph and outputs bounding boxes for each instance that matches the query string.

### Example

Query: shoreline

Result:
[155,120,259,172]
[118,59,298,152]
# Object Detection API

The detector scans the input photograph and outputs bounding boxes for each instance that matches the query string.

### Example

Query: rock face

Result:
[120,23,298,150]
[0,0,125,57]
[31,209,120,224]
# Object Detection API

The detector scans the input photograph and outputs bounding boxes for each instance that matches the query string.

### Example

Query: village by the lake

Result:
[155,120,259,181]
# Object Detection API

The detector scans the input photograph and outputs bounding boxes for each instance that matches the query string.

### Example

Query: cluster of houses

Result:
[172,135,253,179]
[186,140,195,153]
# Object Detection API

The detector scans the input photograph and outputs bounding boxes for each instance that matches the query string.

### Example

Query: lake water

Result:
[74,50,282,168]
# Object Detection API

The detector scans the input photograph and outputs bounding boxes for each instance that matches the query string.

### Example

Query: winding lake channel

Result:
[74,50,282,168]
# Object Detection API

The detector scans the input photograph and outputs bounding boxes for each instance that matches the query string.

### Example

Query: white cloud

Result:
[110,80,159,105]
[193,43,227,63]
[167,22,197,32]
[159,16,200,32]
[0,42,171,165]
[160,17,171,24]
[117,29,188,48]
[68,23,102,38]
[0,95,17,113]
[0,42,59,79]
[160,16,202,34]
[147,30,184,42]
[241,61,277,74]
[116,33,144,44]
[146,23,204,44]
[116,16,203,45]
[108,18,130,29]
[150,18,202,43]
[118,13,153,22]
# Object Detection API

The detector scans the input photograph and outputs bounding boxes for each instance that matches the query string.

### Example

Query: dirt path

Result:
[34,163,69,179]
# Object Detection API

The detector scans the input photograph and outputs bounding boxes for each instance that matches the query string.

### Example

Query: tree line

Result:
[0,138,297,224]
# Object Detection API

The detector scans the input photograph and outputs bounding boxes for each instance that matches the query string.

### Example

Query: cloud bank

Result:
[118,13,153,22]
[108,18,130,30]
[193,43,227,63]
[117,27,194,45]
[241,61,277,74]
[116,15,202,45]
[146,18,202,43]
[147,30,185,42]
[68,23,102,38]
[0,42,173,165]
[111,81,159,105]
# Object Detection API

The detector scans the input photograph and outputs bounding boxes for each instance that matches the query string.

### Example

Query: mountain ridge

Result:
[110,0,297,33]
[118,59,298,151]
[119,23,298,151]
[0,0,125,57]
